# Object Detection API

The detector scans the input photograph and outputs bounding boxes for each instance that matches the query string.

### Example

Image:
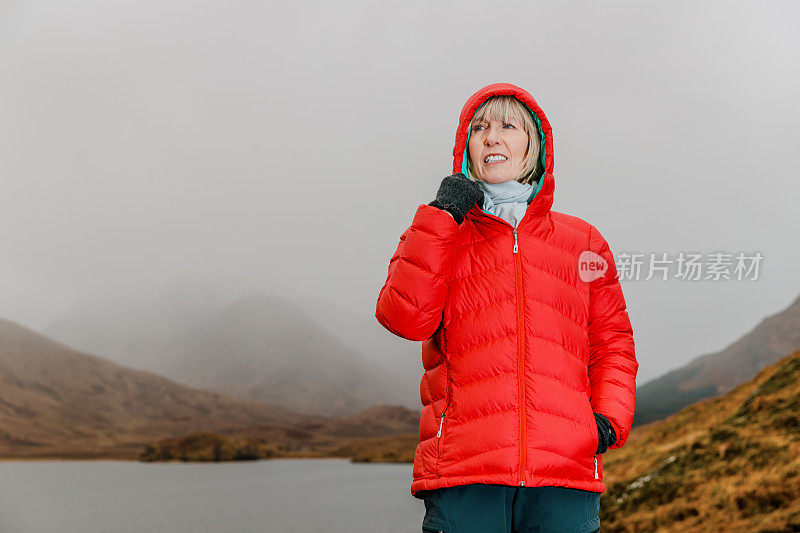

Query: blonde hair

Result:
[466,96,542,185]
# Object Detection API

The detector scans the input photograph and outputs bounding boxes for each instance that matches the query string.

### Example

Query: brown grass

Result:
[599,350,800,532]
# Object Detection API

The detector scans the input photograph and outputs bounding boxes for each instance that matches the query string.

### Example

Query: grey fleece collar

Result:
[477,179,537,228]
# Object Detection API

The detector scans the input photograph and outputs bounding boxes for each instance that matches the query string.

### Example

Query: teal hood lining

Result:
[460,100,547,204]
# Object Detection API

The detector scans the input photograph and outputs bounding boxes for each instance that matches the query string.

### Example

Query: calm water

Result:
[0,458,423,533]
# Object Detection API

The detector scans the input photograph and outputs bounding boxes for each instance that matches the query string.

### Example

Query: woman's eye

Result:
[503,123,515,129]
[472,124,486,131]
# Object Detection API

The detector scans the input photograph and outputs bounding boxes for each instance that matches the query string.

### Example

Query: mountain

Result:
[42,281,238,374]
[598,348,800,531]
[44,288,423,417]
[291,292,424,410]
[0,318,322,459]
[635,293,800,425]
[142,294,411,417]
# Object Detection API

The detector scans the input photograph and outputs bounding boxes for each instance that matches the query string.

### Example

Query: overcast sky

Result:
[1,0,798,384]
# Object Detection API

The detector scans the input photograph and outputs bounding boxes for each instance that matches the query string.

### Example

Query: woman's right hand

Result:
[428,173,485,225]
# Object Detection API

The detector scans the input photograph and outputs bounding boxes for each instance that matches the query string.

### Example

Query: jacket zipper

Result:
[475,208,528,487]
[594,455,599,479]
[513,227,526,487]
[436,376,451,461]
[436,405,448,467]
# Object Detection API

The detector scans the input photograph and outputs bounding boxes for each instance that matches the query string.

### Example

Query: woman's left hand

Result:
[594,412,617,454]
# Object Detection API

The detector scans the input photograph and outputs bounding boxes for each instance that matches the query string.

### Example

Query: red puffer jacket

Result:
[376,83,638,499]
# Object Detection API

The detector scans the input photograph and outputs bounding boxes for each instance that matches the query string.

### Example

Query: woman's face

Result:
[468,116,529,183]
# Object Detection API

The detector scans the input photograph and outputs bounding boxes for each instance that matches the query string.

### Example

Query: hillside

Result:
[0,318,322,459]
[600,349,800,531]
[635,293,800,424]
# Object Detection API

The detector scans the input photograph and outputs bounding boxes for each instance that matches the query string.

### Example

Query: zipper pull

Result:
[519,481,525,486]
[512,228,518,254]
[436,413,445,437]
[594,456,598,479]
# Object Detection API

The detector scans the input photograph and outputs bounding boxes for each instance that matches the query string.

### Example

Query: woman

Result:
[375,83,638,532]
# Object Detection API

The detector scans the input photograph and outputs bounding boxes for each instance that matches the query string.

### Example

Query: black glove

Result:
[594,412,617,455]
[428,173,484,225]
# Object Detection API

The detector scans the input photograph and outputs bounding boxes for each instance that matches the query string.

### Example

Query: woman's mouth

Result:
[484,154,508,164]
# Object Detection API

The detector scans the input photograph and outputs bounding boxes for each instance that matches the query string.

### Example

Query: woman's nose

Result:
[484,126,501,145]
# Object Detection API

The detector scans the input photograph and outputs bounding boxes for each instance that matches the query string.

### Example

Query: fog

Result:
[1,0,798,384]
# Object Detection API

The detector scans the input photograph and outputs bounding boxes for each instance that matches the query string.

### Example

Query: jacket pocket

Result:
[435,362,452,474]
[586,400,600,480]
[434,396,451,475]
[591,417,601,480]
[435,409,447,465]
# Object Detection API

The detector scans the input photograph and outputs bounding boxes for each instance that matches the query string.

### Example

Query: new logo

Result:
[578,251,608,282]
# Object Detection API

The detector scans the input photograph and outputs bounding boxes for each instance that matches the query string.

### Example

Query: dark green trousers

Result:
[421,483,601,533]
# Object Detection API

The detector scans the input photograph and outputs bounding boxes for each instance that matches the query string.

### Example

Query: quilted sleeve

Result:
[375,204,459,341]
[587,225,639,449]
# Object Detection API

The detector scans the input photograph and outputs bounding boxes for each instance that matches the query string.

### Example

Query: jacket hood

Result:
[452,83,555,218]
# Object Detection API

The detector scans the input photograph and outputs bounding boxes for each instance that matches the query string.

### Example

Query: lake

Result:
[0,458,424,533]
